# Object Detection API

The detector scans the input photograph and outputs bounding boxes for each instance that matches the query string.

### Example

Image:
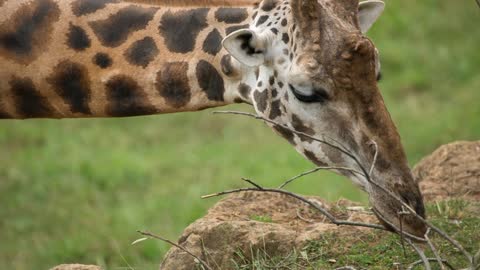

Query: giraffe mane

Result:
[122,0,260,7]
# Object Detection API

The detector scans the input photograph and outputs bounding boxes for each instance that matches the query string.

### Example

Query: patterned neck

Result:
[0,0,257,119]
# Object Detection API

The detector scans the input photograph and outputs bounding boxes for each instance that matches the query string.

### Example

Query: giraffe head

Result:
[223,0,426,238]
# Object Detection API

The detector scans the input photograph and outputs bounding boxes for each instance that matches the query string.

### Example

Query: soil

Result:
[413,141,480,201]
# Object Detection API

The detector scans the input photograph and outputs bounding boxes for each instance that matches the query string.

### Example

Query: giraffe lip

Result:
[372,207,427,242]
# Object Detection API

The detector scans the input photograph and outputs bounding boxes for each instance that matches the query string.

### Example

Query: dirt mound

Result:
[49,265,102,270]
[414,141,480,201]
[161,192,378,270]
[50,141,480,269]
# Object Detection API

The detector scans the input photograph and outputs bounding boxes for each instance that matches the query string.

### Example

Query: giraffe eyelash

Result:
[289,84,330,103]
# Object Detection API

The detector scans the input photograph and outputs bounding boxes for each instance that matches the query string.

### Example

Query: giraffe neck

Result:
[0,0,258,119]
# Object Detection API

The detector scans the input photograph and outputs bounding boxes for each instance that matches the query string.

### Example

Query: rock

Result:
[49,265,102,270]
[413,141,480,201]
[160,192,378,270]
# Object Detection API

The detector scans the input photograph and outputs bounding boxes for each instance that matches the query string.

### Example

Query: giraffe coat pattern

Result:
[0,0,428,238]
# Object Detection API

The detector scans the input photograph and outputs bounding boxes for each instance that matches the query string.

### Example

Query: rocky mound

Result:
[50,141,480,270]
[161,140,480,269]
[161,192,377,269]
[413,141,480,201]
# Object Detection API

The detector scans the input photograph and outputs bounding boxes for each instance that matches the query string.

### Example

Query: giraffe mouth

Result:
[372,207,427,242]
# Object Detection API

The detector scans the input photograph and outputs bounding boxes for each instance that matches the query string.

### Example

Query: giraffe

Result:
[0,0,427,238]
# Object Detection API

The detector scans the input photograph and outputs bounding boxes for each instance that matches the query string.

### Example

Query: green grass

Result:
[232,200,480,270]
[0,1,479,269]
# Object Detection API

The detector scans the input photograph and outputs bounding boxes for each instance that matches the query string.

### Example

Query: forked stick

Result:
[203,178,386,231]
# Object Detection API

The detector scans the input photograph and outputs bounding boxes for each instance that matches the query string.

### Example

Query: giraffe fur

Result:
[0,0,428,239]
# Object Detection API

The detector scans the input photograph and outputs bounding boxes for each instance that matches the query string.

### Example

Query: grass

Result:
[0,0,479,269]
[232,200,480,270]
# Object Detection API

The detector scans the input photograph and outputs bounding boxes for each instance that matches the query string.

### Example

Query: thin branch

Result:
[406,239,431,270]
[476,0,480,9]
[399,212,407,257]
[213,111,364,172]
[407,259,455,270]
[278,166,364,189]
[474,249,480,270]
[241,177,264,190]
[425,228,445,270]
[137,230,212,270]
[202,181,386,231]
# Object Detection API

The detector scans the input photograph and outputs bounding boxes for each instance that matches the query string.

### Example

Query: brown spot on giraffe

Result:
[273,124,295,145]
[256,15,269,26]
[156,62,191,108]
[238,83,251,100]
[105,75,157,117]
[47,60,92,115]
[124,37,159,68]
[67,24,91,51]
[159,8,209,53]
[93,52,113,69]
[291,114,315,142]
[202,29,223,56]
[90,5,157,48]
[225,24,250,35]
[261,0,277,12]
[71,0,118,16]
[303,149,328,167]
[0,0,60,64]
[196,60,225,102]
[9,77,57,118]
[214,8,248,23]
[282,33,289,44]
[253,89,268,113]
[269,99,281,119]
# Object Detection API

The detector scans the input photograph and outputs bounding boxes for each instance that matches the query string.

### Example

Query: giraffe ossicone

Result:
[0,0,427,238]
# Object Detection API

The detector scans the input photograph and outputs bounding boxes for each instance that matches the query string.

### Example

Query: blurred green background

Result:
[1,1,479,269]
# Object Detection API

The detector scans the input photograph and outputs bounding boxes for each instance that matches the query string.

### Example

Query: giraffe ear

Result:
[222,29,266,67]
[358,0,385,34]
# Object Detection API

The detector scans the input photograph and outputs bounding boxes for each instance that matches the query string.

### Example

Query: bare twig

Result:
[202,180,386,231]
[407,259,456,270]
[137,230,212,270]
[476,0,480,9]
[474,249,480,270]
[241,177,264,190]
[406,239,431,270]
[278,166,363,189]
[425,228,446,270]
[399,211,407,257]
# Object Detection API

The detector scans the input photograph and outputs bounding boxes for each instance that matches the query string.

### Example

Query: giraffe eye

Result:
[289,84,330,103]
